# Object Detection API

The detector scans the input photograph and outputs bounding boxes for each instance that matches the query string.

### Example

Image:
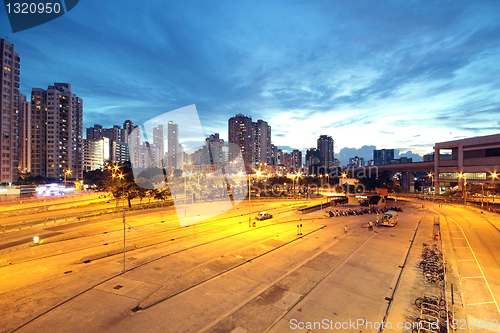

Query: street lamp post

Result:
[491,172,498,209]
[427,172,434,196]
[459,173,467,205]
[248,173,252,227]
[481,183,484,208]
[118,173,124,207]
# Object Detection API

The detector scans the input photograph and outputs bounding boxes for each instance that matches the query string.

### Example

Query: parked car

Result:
[255,211,273,220]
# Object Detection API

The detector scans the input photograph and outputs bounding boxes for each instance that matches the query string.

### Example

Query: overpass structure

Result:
[352,133,500,193]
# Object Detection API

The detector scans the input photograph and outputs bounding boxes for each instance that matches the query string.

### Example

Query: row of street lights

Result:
[426,171,498,205]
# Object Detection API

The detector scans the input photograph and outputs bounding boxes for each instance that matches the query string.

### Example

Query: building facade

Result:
[373,149,395,165]
[347,156,364,168]
[228,114,272,172]
[19,94,30,175]
[153,125,164,165]
[253,119,271,166]
[317,135,334,171]
[0,39,21,183]
[30,83,83,181]
[306,148,320,168]
[167,121,179,169]
[291,150,302,171]
[228,114,253,171]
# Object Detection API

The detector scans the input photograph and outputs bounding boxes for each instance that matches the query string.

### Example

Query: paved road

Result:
[0,200,423,333]
[432,204,500,332]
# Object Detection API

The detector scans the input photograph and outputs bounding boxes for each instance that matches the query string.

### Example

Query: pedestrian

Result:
[368,221,373,231]
[344,225,347,235]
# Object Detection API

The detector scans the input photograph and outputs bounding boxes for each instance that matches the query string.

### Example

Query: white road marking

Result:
[467,301,496,306]
[448,217,500,316]
[461,276,484,279]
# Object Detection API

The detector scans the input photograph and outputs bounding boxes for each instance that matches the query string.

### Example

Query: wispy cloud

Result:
[1,0,499,158]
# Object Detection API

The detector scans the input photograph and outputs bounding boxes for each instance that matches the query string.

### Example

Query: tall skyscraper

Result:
[30,83,83,180]
[228,114,253,170]
[167,121,179,169]
[283,152,292,169]
[317,135,334,171]
[0,38,20,183]
[123,120,134,143]
[228,114,272,172]
[270,144,279,165]
[291,150,302,171]
[306,148,320,168]
[204,133,225,165]
[373,149,395,165]
[153,124,164,164]
[30,88,48,177]
[253,119,271,166]
[129,126,142,169]
[19,94,31,175]
[86,124,102,140]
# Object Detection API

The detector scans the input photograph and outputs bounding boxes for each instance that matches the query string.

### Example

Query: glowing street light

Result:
[64,169,71,186]
[427,172,434,195]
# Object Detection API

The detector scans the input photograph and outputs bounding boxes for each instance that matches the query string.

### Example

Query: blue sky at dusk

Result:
[2,1,500,165]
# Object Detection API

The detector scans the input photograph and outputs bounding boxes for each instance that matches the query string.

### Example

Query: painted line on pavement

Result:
[448,217,500,316]
[461,276,484,279]
[456,259,475,261]
[467,301,496,306]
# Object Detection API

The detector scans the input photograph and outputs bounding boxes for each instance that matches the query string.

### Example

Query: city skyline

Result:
[1,1,500,165]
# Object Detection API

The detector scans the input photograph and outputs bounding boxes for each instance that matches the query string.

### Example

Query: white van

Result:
[379,210,398,227]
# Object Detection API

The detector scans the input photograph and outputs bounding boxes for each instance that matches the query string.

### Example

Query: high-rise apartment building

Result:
[317,135,334,171]
[283,153,292,169]
[123,120,134,136]
[291,150,302,171]
[253,119,271,166]
[228,114,272,172]
[167,121,179,169]
[86,124,102,140]
[83,138,107,171]
[129,126,142,169]
[202,133,225,165]
[228,114,252,170]
[86,124,126,143]
[19,94,30,175]
[306,148,320,168]
[30,83,83,181]
[0,38,20,183]
[153,125,164,165]
[373,149,395,165]
[347,156,364,168]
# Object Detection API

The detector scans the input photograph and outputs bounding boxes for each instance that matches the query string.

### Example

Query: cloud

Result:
[3,0,499,154]
[398,150,423,162]
[337,146,377,166]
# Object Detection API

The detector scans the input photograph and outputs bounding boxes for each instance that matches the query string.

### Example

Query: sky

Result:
[2,0,500,165]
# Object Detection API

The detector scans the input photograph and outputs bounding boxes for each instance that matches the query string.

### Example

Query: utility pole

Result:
[123,208,126,271]
[248,174,251,227]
